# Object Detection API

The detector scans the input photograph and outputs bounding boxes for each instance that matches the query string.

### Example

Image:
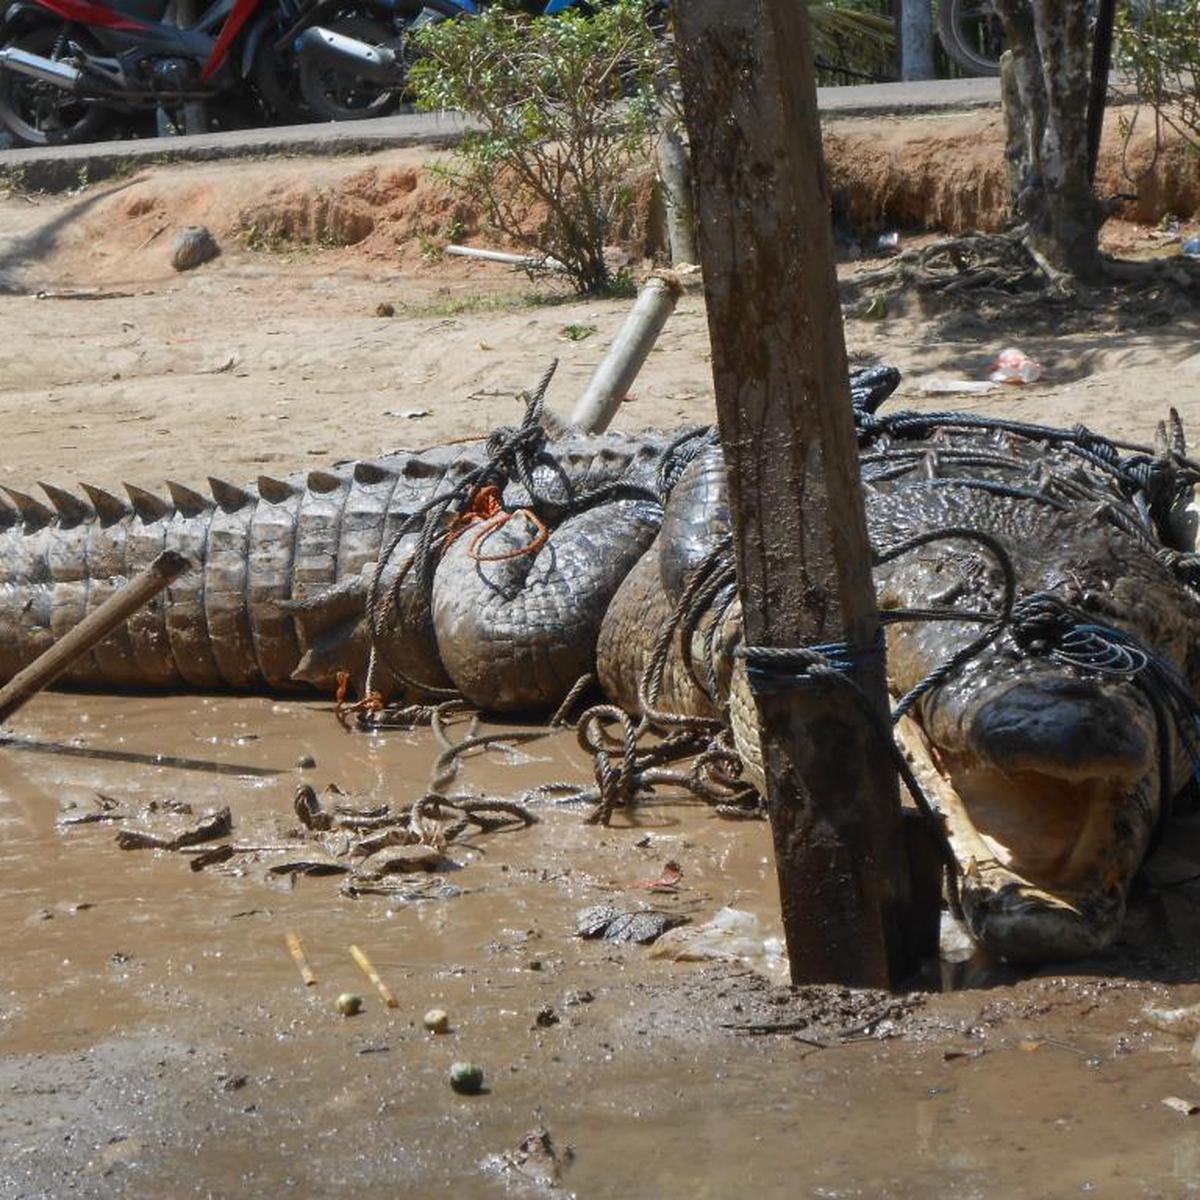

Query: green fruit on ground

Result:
[337,992,363,1017]
[449,1061,484,1094]
[424,1008,450,1034]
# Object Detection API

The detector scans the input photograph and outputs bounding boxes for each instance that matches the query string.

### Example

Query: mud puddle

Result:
[2,693,1200,1196]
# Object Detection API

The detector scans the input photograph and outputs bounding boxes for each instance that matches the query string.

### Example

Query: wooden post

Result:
[675,0,917,988]
[0,550,190,726]
[569,273,683,434]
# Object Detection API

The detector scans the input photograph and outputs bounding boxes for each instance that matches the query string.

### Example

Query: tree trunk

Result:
[994,0,1104,281]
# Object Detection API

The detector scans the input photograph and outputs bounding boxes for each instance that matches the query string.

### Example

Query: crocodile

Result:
[2,366,1198,965]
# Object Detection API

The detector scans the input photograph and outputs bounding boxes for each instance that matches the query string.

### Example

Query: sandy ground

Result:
[5,148,1200,1198]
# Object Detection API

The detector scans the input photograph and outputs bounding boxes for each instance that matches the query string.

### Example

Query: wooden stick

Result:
[286,931,318,987]
[676,1,919,988]
[0,550,190,727]
[569,273,683,434]
[350,944,399,1008]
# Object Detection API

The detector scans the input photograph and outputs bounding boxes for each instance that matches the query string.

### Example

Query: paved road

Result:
[0,76,1001,192]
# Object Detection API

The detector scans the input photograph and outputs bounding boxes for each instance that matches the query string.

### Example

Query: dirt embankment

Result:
[12,106,1199,290]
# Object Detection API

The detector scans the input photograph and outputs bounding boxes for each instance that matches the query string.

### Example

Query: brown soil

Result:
[5,131,1200,1197]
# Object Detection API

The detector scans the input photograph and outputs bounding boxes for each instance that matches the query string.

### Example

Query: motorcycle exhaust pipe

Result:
[296,26,402,86]
[0,46,82,91]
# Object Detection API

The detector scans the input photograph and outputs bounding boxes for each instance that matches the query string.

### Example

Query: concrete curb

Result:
[0,111,476,192]
[0,78,1002,194]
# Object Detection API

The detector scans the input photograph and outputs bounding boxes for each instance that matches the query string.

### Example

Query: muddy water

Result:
[2,694,1200,1196]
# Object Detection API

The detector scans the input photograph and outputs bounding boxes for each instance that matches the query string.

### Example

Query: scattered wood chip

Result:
[286,930,318,986]
[350,944,399,1008]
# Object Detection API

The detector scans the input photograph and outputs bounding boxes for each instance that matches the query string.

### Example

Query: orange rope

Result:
[335,668,384,730]
[467,509,550,562]
[442,484,549,563]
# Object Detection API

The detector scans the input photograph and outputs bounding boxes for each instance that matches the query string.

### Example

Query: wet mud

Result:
[4,694,1200,1197]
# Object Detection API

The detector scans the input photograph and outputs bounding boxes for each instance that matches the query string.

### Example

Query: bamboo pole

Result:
[0,550,190,727]
[569,273,683,434]
[675,0,920,988]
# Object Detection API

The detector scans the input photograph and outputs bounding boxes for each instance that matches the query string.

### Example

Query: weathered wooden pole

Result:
[0,550,190,726]
[675,0,917,987]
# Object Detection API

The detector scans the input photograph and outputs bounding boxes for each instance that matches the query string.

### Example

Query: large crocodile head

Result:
[871,425,1200,964]
[707,414,1200,965]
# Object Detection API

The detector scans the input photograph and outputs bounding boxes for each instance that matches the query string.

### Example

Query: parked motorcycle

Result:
[292,0,664,124]
[0,0,304,145]
[291,0,474,121]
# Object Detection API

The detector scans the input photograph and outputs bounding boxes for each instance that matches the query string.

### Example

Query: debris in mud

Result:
[1162,1096,1200,1116]
[491,1126,574,1190]
[424,1009,450,1034]
[115,805,232,851]
[1143,1002,1200,1038]
[574,904,689,945]
[59,771,531,902]
[649,907,787,982]
[629,860,683,893]
[171,225,220,272]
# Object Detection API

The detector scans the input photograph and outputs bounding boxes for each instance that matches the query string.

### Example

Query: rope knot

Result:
[1009,592,1077,655]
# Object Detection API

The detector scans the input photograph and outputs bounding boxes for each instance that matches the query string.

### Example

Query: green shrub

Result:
[410,1,666,295]
[1116,0,1200,149]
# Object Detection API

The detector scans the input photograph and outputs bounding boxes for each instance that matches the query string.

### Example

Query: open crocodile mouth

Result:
[897,706,1157,964]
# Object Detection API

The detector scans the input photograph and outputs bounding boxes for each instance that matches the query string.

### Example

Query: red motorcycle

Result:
[0,0,303,144]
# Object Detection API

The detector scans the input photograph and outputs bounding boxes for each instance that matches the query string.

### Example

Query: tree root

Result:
[842,227,1200,334]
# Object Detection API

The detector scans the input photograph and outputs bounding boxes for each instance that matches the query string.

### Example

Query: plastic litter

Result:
[648,906,789,983]
[989,347,1043,385]
[1182,235,1200,258]
[876,231,900,251]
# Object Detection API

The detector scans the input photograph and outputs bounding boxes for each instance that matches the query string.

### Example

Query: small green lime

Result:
[337,992,363,1017]
[449,1061,484,1094]
[424,1008,450,1034]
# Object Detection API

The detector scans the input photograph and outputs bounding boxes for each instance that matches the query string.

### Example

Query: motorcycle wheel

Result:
[297,14,402,122]
[251,20,311,125]
[0,22,111,146]
[936,0,1004,77]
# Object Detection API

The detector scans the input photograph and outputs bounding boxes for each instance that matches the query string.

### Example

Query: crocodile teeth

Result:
[165,480,212,518]
[80,483,130,526]
[3,487,54,529]
[256,476,296,504]
[38,482,91,526]
[306,470,342,494]
[207,477,253,513]
[124,483,173,523]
